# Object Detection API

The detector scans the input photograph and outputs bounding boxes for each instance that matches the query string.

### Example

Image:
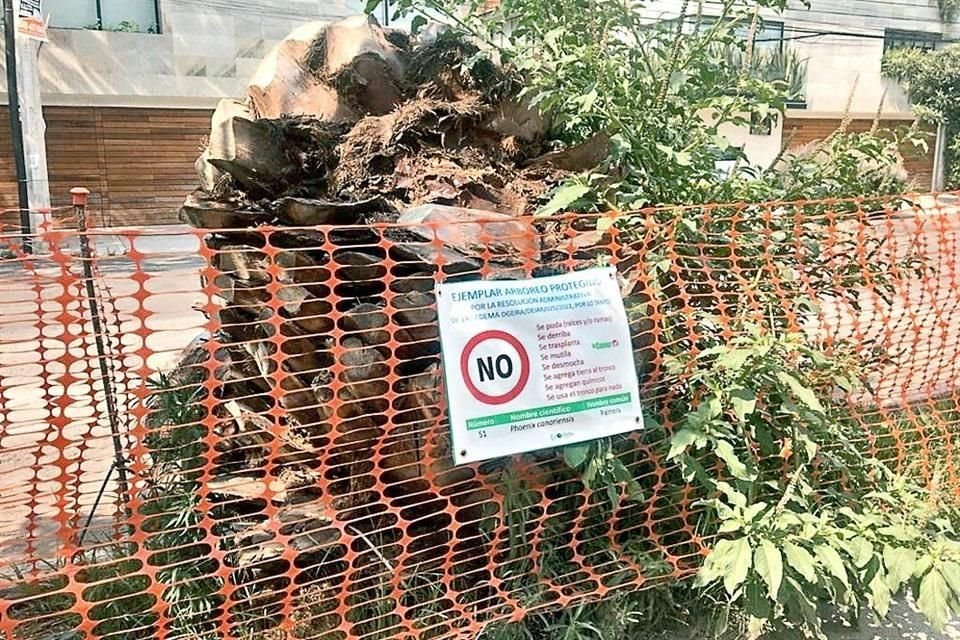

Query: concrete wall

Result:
[719,118,785,170]
[780,0,946,117]
[1,0,361,108]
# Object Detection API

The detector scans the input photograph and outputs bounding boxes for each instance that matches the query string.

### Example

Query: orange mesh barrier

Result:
[1,193,959,640]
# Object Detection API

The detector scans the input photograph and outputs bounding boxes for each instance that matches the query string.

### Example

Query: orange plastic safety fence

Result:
[0,193,959,640]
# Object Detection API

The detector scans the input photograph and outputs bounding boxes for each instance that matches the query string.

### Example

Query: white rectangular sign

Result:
[17,0,47,41]
[436,267,643,465]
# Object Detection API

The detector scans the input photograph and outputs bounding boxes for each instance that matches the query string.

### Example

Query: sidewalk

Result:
[0,223,208,567]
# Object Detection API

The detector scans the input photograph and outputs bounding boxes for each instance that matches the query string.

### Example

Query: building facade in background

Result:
[1,0,359,226]
[645,0,949,189]
[0,0,948,227]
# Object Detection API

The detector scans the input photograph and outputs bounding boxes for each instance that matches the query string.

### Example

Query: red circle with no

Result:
[460,330,531,405]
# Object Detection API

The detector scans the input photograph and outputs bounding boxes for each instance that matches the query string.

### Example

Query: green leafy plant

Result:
[355,6,950,637]
[721,45,808,103]
[369,0,808,209]
[563,437,644,506]
[699,471,960,637]
[0,369,222,640]
[663,320,960,638]
[139,372,224,638]
[884,44,960,188]
[732,126,922,202]
[83,19,158,33]
[479,587,690,640]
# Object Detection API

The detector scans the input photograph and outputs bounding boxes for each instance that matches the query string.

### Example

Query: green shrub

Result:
[883,45,960,189]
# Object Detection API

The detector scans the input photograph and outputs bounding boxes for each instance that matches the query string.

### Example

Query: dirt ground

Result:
[827,599,960,639]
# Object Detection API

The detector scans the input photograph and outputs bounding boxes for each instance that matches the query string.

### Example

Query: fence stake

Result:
[71,187,131,512]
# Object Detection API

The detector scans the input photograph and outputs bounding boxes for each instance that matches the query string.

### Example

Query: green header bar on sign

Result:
[466,393,633,430]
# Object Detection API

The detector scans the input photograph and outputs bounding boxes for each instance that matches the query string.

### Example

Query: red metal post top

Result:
[70,187,90,206]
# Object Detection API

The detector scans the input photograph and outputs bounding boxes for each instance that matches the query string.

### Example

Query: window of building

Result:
[45,0,160,33]
[754,20,785,54]
[750,111,777,136]
[883,29,940,52]
[691,16,786,54]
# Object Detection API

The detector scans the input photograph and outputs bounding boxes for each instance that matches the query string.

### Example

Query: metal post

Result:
[933,123,947,193]
[3,0,32,253]
[72,187,131,507]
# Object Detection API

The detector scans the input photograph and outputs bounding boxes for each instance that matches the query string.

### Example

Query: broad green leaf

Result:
[611,459,631,483]
[783,576,820,630]
[755,540,784,598]
[940,561,960,599]
[536,183,591,217]
[579,88,599,111]
[917,569,951,631]
[563,443,590,469]
[776,371,825,413]
[681,455,709,484]
[914,555,934,578]
[699,538,736,585]
[725,538,753,595]
[717,481,748,509]
[835,375,854,392]
[870,572,891,619]
[879,524,921,542]
[744,579,772,619]
[730,388,758,422]
[719,519,743,534]
[689,396,721,427]
[883,546,917,591]
[410,14,427,34]
[680,218,698,234]
[544,27,565,46]
[669,71,691,93]
[715,440,757,481]
[784,542,817,583]
[707,395,723,419]
[625,478,645,503]
[668,429,700,460]
[656,143,676,159]
[850,536,875,569]
[363,0,383,13]
[582,457,600,486]
[816,544,849,588]
[596,217,615,233]
[746,616,766,640]
[717,349,752,371]
[743,502,768,523]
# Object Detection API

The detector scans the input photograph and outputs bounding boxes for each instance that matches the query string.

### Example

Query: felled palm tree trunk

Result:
[171,14,621,637]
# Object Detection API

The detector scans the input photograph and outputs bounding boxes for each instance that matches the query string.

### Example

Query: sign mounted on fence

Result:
[437,267,643,465]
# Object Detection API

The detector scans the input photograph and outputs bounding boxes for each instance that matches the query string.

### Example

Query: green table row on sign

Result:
[465,393,634,430]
